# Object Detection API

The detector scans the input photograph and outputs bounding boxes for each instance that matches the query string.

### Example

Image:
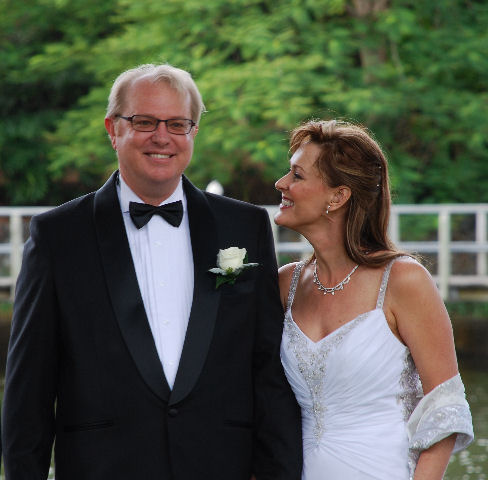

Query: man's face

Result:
[105,78,198,204]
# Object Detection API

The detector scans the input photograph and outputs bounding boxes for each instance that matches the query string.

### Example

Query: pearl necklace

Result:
[312,260,359,295]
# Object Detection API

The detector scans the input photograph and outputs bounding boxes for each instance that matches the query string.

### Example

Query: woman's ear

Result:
[331,186,351,208]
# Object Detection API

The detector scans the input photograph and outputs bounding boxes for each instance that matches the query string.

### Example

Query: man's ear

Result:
[104,117,117,151]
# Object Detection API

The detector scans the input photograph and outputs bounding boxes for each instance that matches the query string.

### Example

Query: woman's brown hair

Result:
[290,119,410,267]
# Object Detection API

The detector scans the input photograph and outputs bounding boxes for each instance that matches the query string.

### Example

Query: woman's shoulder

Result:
[278,261,301,287]
[278,261,303,306]
[278,260,310,283]
[387,256,437,299]
[389,255,429,279]
[278,261,301,277]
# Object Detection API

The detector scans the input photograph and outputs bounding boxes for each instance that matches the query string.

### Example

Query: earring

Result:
[326,205,330,215]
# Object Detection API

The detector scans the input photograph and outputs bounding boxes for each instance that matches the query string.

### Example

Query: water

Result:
[445,362,488,479]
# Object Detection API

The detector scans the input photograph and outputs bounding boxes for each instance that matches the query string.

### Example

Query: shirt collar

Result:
[117,174,186,214]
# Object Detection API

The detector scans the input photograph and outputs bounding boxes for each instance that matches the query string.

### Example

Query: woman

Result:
[275,119,473,479]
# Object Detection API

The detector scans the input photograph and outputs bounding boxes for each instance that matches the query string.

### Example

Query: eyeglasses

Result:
[116,115,196,135]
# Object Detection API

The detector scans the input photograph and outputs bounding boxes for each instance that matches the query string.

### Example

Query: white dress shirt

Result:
[117,175,194,389]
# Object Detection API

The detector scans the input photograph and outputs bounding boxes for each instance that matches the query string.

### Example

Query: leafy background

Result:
[1,0,487,206]
[1,2,488,478]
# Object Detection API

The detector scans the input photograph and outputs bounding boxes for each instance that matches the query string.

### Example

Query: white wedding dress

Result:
[281,259,474,480]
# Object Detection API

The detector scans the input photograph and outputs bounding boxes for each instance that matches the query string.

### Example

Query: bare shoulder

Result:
[278,262,299,287]
[278,261,298,277]
[386,256,448,335]
[388,256,435,298]
[278,262,300,308]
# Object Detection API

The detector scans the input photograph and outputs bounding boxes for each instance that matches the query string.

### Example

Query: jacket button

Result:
[168,408,178,417]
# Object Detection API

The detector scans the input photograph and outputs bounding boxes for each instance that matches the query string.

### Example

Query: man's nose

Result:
[151,122,171,142]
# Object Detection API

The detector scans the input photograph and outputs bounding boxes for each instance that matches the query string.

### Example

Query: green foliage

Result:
[446,300,488,319]
[1,0,487,205]
[0,0,120,204]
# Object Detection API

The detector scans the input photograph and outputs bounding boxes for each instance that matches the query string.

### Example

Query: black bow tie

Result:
[129,200,183,229]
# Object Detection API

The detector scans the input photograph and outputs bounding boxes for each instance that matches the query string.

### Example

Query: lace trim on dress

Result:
[284,311,369,446]
[284,261,370,445]
[286,261,305,311]
[283,259,396,446]
[398,352,423,422]
[376,258,395,309]
[397,351,423,477]
[407,373,474,454]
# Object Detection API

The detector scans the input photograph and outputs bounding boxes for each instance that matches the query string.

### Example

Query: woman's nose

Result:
[275,174,288,192]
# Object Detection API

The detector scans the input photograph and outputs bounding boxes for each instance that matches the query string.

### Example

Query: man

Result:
[1,64,302,479]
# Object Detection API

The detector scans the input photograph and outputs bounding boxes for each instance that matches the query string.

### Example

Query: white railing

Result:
[0,207,50,299]
[1,204,488,300]
[265,204,488,300]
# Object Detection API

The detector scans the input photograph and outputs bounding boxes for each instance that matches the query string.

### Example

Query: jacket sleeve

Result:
[2,216,59,479]
[252,209,303,480]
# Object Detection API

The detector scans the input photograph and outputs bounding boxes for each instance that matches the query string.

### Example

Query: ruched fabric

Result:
[281,259,473,480]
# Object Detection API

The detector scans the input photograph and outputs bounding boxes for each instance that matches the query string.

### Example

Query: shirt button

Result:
[155,240,163,246]
[168,408,178,417]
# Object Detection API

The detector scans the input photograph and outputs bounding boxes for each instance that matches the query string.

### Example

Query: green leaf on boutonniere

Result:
[209,247,259,289]
[215,274,237,288]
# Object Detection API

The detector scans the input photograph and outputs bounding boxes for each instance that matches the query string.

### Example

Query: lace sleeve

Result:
[407,373,474,453]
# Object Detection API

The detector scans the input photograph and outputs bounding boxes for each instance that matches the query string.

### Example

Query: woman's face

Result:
[274,142,332,231]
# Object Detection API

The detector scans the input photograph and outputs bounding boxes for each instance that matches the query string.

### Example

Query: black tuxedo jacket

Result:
[2,172,302,480]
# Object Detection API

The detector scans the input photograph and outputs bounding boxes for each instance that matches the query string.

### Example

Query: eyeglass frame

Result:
[115,114,196,135]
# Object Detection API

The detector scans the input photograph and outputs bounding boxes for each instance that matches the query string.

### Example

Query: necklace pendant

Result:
[312,260,359,297]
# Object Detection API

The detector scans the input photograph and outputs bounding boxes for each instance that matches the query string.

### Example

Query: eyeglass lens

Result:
[132,115,193,134]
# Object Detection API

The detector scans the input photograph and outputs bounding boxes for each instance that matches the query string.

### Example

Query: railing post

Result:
[389,207,400,245]
[476,210,487,278]
[298,235,312,261]
[10,211,23,300]
[265,206,280,262]
[438,209,450,300]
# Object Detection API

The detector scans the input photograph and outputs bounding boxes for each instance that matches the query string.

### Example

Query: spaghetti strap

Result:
[286,261,306,311]
[376,259,395,309]
[376,256,412,309]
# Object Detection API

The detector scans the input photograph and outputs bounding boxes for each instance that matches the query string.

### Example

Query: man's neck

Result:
[119,173,183,206]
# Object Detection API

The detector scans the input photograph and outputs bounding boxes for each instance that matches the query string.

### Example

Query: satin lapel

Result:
[94,172,170,402]
[169,176,220,406]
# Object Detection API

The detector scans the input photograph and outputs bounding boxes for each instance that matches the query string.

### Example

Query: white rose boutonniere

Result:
[209,247,259,288]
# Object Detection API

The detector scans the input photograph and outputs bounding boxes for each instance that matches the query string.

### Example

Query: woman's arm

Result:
[413,435,456,480]
[386,258,469,479]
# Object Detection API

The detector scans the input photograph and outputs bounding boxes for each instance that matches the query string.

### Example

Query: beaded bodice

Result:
[280,259,423,479]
